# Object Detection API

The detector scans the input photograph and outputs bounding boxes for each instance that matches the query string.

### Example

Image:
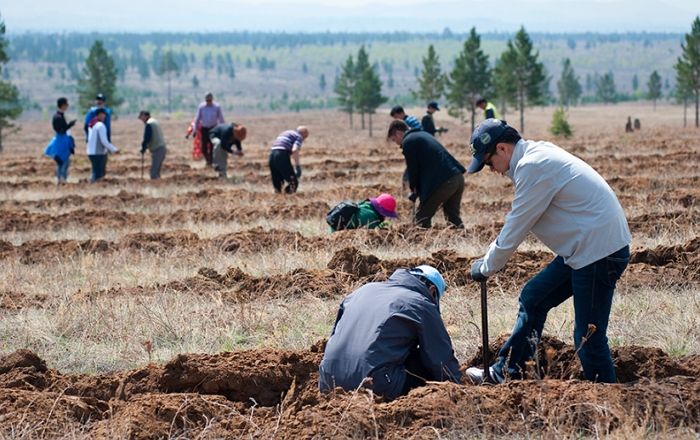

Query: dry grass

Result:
[0,104,698,438]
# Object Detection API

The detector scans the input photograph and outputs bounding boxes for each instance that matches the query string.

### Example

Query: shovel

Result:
[140,151,145,180]
[480,280,490,380]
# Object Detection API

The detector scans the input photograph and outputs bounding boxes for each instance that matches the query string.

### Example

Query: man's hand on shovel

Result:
[470,259,487,282]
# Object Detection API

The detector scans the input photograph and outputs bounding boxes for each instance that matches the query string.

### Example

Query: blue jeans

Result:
[55,157,70,182]
[492,246,630,383]
[89,154,108,182]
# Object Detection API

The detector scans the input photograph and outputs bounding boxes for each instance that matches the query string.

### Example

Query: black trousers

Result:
[401,347,431,395]
[415,173,465,228]
[199,126,213,165]
[269,149,298,193]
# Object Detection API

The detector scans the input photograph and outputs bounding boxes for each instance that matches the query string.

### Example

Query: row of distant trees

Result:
[403,20,700,133]
[334,47,387,137]
[1,14,700,150]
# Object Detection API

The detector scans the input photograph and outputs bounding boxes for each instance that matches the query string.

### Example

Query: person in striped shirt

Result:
[269,126,309,194]
[390,105,422,130]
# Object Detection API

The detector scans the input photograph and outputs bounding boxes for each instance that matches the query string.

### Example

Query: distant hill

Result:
[5,31,683,116]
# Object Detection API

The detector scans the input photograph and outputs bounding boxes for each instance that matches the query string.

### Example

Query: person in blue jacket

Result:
[44,97,76,184]
[83,93,112,142]
[319,265,462,401]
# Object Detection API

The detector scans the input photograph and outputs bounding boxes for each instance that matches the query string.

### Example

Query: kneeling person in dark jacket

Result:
[388,120,466,228]
[329,193,398,231]
[319,265,462,401]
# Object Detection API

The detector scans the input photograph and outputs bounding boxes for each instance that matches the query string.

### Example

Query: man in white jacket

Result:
[465,119,631,384]
[86,108,119,182]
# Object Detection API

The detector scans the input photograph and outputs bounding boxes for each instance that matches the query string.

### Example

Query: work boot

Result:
[465,366,502,385]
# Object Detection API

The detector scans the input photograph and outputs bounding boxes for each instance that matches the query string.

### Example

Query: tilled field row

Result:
[0,336,698,438]
[3,238,698,311]
[1,201,694,237]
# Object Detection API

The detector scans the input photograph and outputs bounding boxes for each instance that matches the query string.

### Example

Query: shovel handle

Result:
[480,280,489,378]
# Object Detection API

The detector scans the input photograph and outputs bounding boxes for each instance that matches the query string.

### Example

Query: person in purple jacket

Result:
[192,92,225,166]
[268,126,309,194]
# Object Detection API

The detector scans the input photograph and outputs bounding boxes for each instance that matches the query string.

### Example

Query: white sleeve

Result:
[480,162,559,276]
[98,124,119,153]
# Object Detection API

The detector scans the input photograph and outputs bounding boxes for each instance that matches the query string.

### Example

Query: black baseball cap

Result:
[428,101,440,110]
[468,119,509,174]
[390,105,405,116]
[95,93,106,101]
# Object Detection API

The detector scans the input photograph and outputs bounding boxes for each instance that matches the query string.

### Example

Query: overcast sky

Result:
[1,0,697,33]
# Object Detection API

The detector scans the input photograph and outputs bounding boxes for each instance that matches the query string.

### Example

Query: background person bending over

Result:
[387,120,466,228]
[209,122,247,179]
[390,105,422,130]
[465,119,631,385]
[319,265,461,401]
[269,126,308,194]
[138,110,167,180]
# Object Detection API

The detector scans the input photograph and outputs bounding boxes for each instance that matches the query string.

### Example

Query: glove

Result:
[140,147,147,154]
[408,192,418,203]
[471,259,487,282]
[295,165,302,178]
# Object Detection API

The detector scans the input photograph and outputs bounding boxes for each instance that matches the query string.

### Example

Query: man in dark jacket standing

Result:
[388,120,466,228]
[421,101,445,136]
[319,265,461,401]
[138,111,167,180]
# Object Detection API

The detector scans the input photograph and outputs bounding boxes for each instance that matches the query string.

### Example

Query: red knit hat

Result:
[370,193,398,218]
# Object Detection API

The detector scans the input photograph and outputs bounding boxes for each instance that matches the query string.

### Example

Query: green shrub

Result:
[549,107,573,138]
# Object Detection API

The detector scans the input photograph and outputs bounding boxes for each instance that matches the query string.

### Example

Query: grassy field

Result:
[0,103,698,438]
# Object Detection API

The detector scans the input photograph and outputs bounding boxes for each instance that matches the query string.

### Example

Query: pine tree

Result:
[556,58,582,108]
[675,74,694,127]
[446,27,491,132]
[493,48,517,119]
[632,74,639,92]
[675,16,700,127]
[596,72,617,103]
[159,50,179,113]
[354,47,387,137]
[414,44,445,102]
[0,14,23,152]
[77,40,122,113]
[496,27,547,133]
[319,73,326,92]
[647,70,662,110]
[354,46,371,129]
[334,55,356,128]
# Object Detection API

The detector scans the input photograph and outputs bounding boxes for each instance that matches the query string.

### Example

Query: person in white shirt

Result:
[86,108,119,182]
[465,119,631,385]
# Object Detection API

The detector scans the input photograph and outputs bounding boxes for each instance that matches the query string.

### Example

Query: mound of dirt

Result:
[0,291,48,310]
[17,239,111,264]
[326,246,382,276]
[213,227,313,253]
[631,236,700,266]
[0,341,699,437]
[464,335,699,383]
[121,230,200,253]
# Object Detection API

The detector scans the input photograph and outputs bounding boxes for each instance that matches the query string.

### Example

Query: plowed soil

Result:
[1,110,698,437]
[0,340,697,438]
